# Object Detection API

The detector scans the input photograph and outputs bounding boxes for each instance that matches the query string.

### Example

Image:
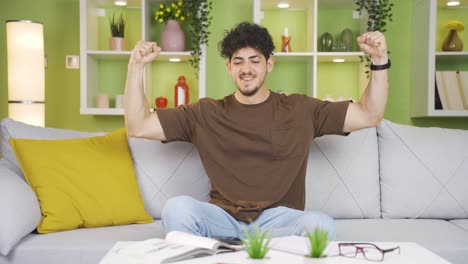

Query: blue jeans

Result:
[161,196,336,240]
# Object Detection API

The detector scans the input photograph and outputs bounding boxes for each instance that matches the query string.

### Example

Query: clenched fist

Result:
[357,31,388,65]
[129,41,162,65]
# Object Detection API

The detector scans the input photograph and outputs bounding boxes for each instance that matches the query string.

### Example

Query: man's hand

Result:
[357,31,388,65]
[129,41,161,65]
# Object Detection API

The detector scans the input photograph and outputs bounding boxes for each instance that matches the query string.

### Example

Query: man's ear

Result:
[225,60,231,71]
[267,56,275,73]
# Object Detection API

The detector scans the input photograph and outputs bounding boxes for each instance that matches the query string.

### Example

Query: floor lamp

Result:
[6,20,45,127]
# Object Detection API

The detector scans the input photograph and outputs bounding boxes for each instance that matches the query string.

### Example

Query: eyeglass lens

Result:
[339,244,383,261]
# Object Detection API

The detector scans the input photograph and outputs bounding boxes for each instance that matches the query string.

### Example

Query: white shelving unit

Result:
[253,0,366,100]
[79,0,206,115]
[411,0,468,117]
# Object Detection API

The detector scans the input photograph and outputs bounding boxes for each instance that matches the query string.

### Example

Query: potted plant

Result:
[242,225,271,262]
[354,0,393,77]
[155,1,187,52]
[109,11,126,51]
[183,0,213,77]
[303,227,330,263]
[154,0,213,77]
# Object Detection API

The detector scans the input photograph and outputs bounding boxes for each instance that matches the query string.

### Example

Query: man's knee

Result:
[300,211,336,240]
[162,196,199,220]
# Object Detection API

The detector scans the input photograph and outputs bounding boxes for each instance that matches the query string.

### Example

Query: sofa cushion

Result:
[450,219,468,232]
[378,119,468,219]
[9,129,153,233]
[305,127,380,219]
[127,138,211,219]
[0,160,41,256]
[0,118,102,179]
[0,221,164,264]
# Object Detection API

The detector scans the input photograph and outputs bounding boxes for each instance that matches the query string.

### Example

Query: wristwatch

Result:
[370,59,391,71]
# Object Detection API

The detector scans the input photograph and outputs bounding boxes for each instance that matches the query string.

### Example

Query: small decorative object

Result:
[155,96,168,108]
[442,20,464,52]
[174,76,189,107]
[108,12,126,51]
[340,28,354,51]
[281,27,292,52]
[97,93,110,108]
[155,1,187,51]
[320,32,333,52]
[115,94,124,108]
[242,225,271,260]
[304,227,329,260]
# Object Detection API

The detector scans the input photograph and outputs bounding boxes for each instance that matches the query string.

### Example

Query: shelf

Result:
[317,52,365,62]
[80,108,124,115]
[87,50,193,62]
[272,52,314,62]
[428,109,468,117]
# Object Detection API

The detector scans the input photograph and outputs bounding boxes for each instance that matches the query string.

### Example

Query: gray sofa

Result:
[1,117,467,264]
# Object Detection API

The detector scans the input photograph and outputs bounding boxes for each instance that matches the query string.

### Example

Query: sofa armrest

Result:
[0,160,41,256]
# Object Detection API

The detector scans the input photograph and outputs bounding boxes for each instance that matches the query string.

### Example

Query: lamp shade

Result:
[6,20,45,127]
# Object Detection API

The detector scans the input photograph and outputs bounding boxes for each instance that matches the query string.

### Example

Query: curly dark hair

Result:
[219,22,275,61]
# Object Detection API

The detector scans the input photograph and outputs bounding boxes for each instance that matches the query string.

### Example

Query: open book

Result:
[99,231,240,264]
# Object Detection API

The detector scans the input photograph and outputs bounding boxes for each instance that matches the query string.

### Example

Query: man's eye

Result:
[233,61,242,65]
[252,60,260,63]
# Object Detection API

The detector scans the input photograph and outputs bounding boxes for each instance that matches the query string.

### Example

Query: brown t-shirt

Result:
[156,91,349,222]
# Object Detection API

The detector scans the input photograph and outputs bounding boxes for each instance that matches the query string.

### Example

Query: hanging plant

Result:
[354,0,393,77]
[183,0,213,78]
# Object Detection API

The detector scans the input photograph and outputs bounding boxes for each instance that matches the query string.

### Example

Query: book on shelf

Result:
[99,231,241,264]
[435,71,468,110]
[459,71,468,109]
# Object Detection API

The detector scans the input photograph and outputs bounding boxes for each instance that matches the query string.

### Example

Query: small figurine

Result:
[281,28,292,52]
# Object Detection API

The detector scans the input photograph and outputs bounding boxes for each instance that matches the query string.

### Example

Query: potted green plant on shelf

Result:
[183,0,213,78]
[109,11,126,51]
[242,225,271,262]
[354,0,393,77]
[155,0,212,77]
[304,227,329,263]
[155,1,188,52]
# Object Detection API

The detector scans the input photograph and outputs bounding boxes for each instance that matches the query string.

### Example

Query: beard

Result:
[237,72,267,97]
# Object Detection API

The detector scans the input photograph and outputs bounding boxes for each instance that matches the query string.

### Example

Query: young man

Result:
[124,22,389,239]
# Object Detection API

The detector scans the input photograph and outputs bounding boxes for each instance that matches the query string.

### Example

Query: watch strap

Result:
[370,59,391,71]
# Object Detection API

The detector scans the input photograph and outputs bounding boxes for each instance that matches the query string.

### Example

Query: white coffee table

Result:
[174,241,451,264]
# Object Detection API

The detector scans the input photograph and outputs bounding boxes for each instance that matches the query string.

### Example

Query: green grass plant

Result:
[305,227,329,258]
[242,225,271,259]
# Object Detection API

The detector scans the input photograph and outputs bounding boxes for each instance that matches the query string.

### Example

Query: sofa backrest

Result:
[0,118,103,178]
[306,127,381,219]
[378,119,468,219]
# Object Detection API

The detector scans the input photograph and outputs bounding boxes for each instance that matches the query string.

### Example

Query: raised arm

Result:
[343,31,389,133]
[124,41,167,140]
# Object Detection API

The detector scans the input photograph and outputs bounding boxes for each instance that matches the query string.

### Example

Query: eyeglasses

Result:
[338,242,400,262]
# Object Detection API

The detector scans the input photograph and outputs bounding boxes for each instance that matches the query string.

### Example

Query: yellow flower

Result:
[159,4,164,9]
[178,1,183,6]
[158,18,164,23]
[446,20,464,32]
[180,16,185,21]
[166,7,170,12]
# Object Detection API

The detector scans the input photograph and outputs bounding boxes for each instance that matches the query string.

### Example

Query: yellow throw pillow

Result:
[9,128,153,233]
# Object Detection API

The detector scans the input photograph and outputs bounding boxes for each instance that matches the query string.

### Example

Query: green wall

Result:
[1,0,467,131]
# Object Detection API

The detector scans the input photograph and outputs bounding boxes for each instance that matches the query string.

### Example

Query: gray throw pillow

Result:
[0,160,41,256]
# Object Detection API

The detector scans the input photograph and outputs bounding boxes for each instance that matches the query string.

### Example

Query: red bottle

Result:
[174,76,189,107]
